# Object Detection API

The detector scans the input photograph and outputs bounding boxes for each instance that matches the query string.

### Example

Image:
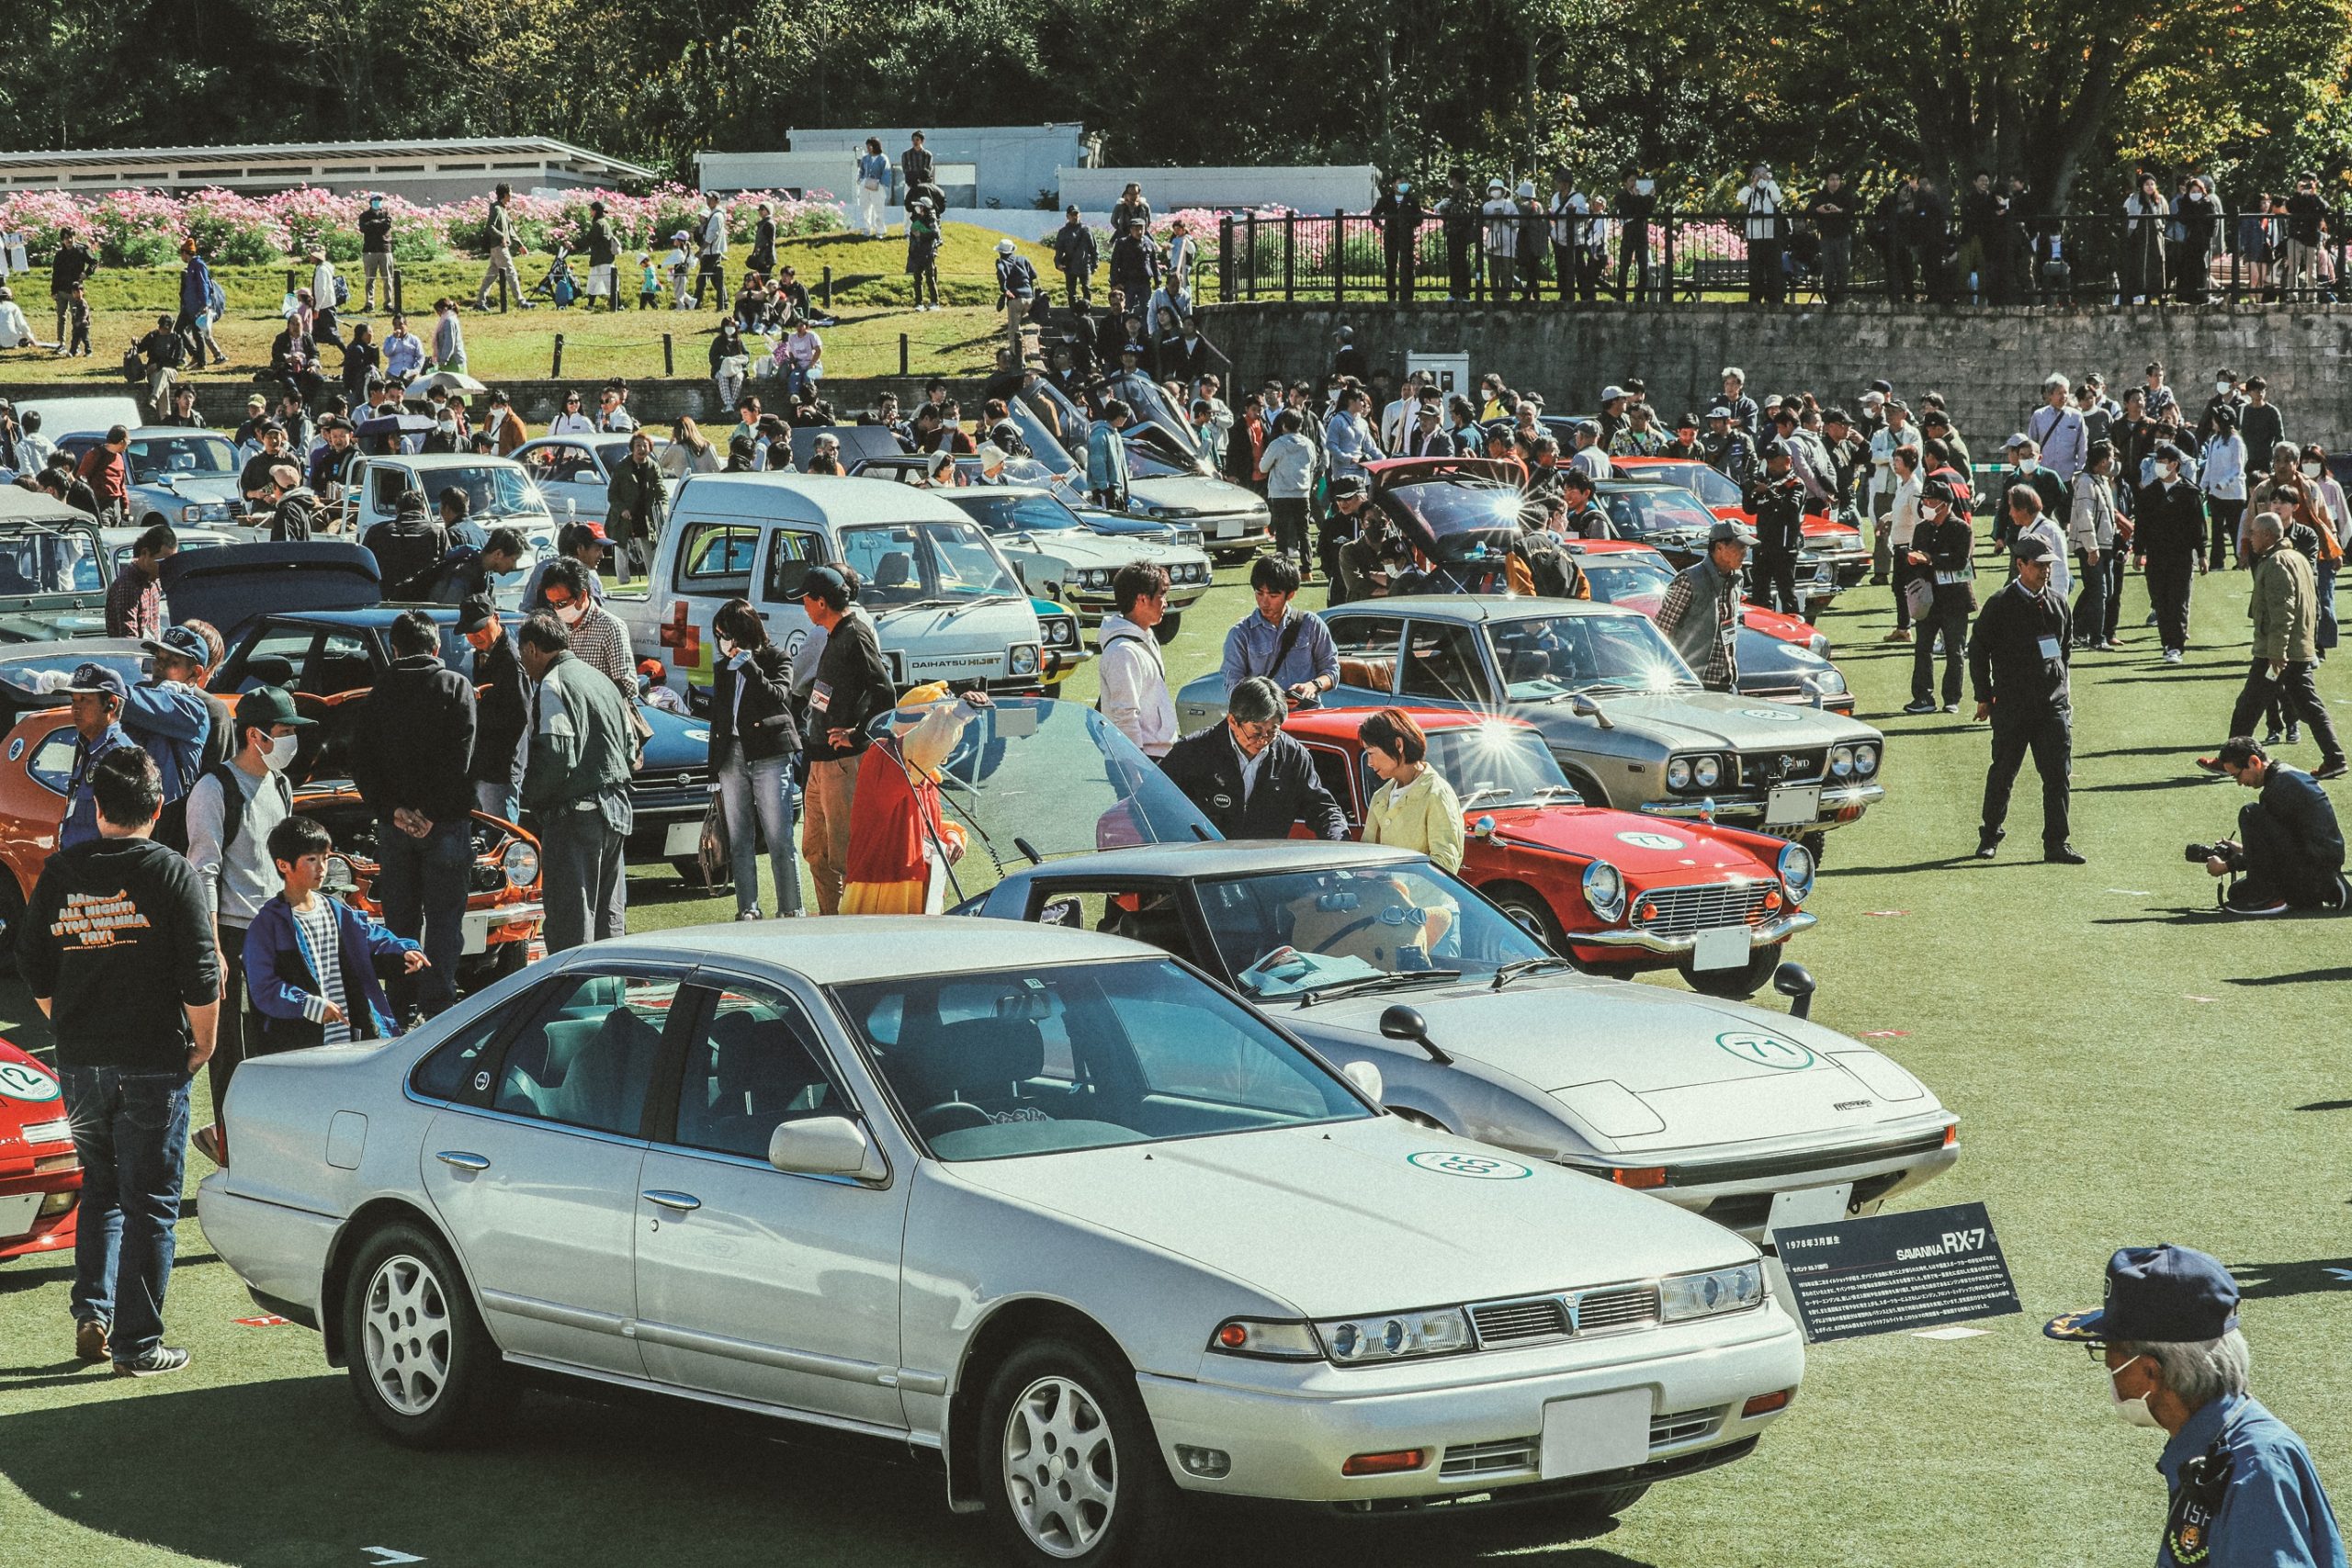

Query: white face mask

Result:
[716,634,738,660]
[554,601,585,627]
[2303,463,2324,479]
[436,418,457,434]
[2108,1356,2162,1427]
[2162,463,2181,480]
[2216,381,2233,395]
[263,732,299,773]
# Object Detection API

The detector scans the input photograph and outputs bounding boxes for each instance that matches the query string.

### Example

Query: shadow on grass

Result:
[2233,968,2352,987]
[0,1377,1658,1567]
[2293,1100,2352,1112]
[2229,1257,2352,1303]
[2075,775,2221,794]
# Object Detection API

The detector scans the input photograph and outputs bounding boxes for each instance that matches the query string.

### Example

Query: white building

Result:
[0,138,656,203]
[699,125,1089,212]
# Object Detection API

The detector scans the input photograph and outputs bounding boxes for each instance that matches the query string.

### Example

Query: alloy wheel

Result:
[1002,1374,1118,1558]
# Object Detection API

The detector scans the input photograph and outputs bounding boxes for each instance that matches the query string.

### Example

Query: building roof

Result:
[0,137,654,186]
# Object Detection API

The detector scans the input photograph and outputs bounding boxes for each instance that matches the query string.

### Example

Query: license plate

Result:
[1766,1183,1853,1236]
[662,818,703,856]
[1539,1389,1651,1480]
[1691,925,1749,971]
[1216,519,1244,538]
[1765,784,1821,827]
[0,1190,43,1241]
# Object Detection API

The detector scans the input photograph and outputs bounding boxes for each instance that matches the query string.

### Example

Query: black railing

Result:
[1214,209,2352,308]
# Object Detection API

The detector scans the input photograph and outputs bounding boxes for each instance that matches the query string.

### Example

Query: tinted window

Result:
[761,528,821,603]
[673,987,841,1159]
[676,521,759,597]
[492,973,680,1136]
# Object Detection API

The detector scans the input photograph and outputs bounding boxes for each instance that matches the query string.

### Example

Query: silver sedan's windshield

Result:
[835,957,1369,1160]
[1194,863,1546,997]
[1488,614,1702,699]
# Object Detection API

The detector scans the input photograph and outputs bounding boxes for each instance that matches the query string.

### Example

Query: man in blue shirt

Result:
[1220,556,1339,705]
[2048,1244,2345,1568]
[59,663,136,851]
[1086,399,1133,511]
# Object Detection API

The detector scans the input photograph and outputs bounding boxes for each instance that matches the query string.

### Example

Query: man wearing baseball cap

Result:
[136,625,220,851]
[1655,521,1751,692]
[1967,532,2083,863]
[2048,1245,2344,1567]
[58,662,135,851]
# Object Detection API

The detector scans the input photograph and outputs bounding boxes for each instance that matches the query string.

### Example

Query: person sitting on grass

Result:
[244,814,427,1049]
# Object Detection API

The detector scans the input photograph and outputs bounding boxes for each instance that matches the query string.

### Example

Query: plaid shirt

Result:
[1655,558,1741,691]
[568,605,638,709]
[104,563,164,641]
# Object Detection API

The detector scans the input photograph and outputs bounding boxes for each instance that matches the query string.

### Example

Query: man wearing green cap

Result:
[2048,1243,2344,1568]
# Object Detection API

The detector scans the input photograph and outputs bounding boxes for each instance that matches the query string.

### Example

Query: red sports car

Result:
[1614,455,1871,609]
[1285,707,1816,997]
[0,1037,77,1263]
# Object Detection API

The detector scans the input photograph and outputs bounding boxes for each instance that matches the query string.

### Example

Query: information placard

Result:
[1771,1201,2020,1343]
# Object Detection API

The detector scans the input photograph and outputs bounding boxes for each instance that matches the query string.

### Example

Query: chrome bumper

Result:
[1639,783,1883,828]
[462,901,543,954]
[1579,909,1816,956]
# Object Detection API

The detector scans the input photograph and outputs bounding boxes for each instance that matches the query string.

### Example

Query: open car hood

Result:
[160,542,381,642]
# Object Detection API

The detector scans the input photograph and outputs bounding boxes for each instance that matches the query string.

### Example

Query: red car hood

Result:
[1613,589,1819,648]
[0,1038,69,1149]
[1482,805,1769,879]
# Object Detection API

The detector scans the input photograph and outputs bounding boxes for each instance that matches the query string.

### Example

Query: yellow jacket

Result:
[1364,767,1465,873]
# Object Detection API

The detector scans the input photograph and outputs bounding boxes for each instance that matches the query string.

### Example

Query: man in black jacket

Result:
[1969,535,2082,863]
[19,747,218,1376]
[2199,737,2346,912]
[1745,442,1807,615]
[1053,206,1098,308]
[349,611,476,1019]
[1904,479,1977,713]
[362,489,448,599]
[460,595,529,822]
[2135,442,2207,663]
[798,566,893,914]
[1159,677,1348,841]
[358,193,396,312]
[1370,175,1425,301]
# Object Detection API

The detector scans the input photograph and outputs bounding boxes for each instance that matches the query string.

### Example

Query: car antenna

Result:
[1013,834,1044,866]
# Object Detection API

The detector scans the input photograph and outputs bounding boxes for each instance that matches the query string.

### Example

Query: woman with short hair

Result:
[1358,707,1464,874]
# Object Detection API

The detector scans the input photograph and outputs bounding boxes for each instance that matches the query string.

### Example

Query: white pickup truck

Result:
[341,452,559,602]
[614,473,1085,698]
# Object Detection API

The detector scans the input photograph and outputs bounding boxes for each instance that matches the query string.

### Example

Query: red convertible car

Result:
[1285,707,1816,997]
[0,1037,77,1264]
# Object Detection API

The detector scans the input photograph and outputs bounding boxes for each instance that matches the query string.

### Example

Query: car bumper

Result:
[196,1176,337,1322]
[1578,909,1815,957]
[1136,1307,1803,1505]
[0,1168,79,1260]
[462,902,542,955]
[1611,1131,1962,1242]
[1639,782,1883,830]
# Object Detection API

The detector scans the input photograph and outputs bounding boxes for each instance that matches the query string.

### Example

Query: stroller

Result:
[527,247,580,308]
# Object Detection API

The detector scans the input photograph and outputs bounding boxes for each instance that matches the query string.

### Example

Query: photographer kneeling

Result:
[2193,737,2346,916]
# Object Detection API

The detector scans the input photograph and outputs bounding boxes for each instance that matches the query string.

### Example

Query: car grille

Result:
[1437,1407,1729,1479]
[1631,879,1777,940]
[628,767,711,817]
[1463,1282,1663,1351]
[1733,749,1826,788]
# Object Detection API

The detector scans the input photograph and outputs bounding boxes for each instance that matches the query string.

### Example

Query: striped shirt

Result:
[292,898,353,1044]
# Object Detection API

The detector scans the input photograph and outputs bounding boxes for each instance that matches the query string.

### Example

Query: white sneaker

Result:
[2163,649,2183,664]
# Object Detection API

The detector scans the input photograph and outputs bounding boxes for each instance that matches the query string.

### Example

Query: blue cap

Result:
[64,662,126,702]
[143,625,209,666]
[2044,1245,2242,1343]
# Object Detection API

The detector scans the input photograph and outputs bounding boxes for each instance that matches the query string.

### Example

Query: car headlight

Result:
[1808,633,1830,657]
[1044,616,1078,648]
[1080,568,1114,589]
[1810,669,1849,695]
[179,503,203,523]
[1317,1307,1474,1364]
[1659,1262,1767,1321]
[1778,840,1815,905]
[1208,1318,1320,1360]
[1665,757,1691,790]
[1582,859,1626,922]
[502,840,539,887]
[1828,743,1855,777]
[1692,754,1722,788]
[1010,643,1040,676]
[1853,741,1879,776]
[1142,505,1168,519]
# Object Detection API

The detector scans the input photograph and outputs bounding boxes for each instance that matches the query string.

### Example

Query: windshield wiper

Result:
[938,592,1016,618]
[1460,785,1518,807]
[1295,969,1463,1007]
[1489,956,1579,991]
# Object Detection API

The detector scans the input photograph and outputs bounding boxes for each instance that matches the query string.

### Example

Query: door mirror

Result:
[767,1116,888,1181]
[1341,1060,1385,1103]
[1568,692,1615,728]
[1773,961,1817,1020]
[1377,1005,1427,1043]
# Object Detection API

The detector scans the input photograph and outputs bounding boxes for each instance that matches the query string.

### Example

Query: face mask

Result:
[264,733,299,773]
[2108,1356,2162,1427]
[1396,183,1410,196]
[2216,381,2233,395]
[716,635,738,660]
[554,601,585,627]
[2303,463,2324,479]
[2161,463,2180,479]
[437,418,457,434]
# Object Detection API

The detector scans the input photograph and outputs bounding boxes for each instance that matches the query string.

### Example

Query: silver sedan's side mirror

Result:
[1341,1060,1385,1104]
[768,1116,888,1181]
[1568,692,1615,728]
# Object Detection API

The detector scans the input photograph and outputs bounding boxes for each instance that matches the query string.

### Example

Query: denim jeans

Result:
[374,816,469,1016]
[718,750,800,917]
[62,1066,190,1360]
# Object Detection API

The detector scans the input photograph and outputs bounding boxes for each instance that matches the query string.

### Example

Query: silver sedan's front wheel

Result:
[981,1337,1176,1567]
[1003,1375,1118,1557]
[361,1252,453,1416]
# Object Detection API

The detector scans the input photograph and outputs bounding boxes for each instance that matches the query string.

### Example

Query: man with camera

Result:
[2198,510,2346,781]
[2191,738,2346,915]
[1745,440,1807,615]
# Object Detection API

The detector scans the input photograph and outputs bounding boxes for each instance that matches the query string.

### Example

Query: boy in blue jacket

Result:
[245,815,428,1050]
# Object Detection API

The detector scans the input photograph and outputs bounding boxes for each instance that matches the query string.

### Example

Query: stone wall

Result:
[1195,300,2352,446]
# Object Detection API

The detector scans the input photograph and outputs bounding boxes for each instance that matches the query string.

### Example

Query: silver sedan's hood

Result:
[1131,472,1265,516]
[1288,979,1936,1153]
[1526,689,1880,750]
[940,1112,1754,1316]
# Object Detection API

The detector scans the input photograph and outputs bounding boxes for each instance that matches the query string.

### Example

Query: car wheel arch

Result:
[320,1196,481,1368]
[1478,877,1570,949]
[943,1296,1135,1512]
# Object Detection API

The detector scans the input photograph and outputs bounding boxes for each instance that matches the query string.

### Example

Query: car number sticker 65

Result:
[0,1062,61,1102]
[1408,1150,1532,1179]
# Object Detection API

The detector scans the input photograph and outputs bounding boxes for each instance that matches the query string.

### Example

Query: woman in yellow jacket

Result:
[1358,708,1464,953]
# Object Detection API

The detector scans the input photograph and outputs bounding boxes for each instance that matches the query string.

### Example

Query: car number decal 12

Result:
[1408,1150,1532,1179]
[1714,1032,1815,1071]
[0,1061,62,1102]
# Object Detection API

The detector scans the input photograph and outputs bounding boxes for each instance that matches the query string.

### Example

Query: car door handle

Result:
[641,1190,701,1213]
[434,1150,491,1171]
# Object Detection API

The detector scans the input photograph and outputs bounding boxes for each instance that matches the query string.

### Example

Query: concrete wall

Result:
[1194,299,2352,446]
[1059,166,1381,216]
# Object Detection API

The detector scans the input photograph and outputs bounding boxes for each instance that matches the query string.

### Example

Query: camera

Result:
[2186,840,2242,868]
[2184,842,2216,863]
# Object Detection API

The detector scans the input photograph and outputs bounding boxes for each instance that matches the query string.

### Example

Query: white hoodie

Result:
[1096,612,1175,758]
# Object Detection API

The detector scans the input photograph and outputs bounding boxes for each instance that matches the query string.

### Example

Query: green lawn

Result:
[3,552,2350,1567]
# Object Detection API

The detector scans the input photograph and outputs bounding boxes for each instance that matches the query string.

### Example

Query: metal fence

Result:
[1214,209,2352,308]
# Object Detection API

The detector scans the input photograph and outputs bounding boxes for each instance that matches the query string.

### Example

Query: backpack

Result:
[333,275,348,308]
[205,276,226,317]
[202,760,291,863]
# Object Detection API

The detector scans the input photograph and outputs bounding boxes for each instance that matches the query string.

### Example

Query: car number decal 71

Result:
[1408,1150,1532,1179]
[1714,1032,1815,1070]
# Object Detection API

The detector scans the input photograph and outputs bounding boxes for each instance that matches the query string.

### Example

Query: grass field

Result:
[8,221,1053,389]
[3,549,2350,1567]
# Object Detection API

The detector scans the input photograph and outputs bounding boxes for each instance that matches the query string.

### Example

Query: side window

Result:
[1301,744,1362,825]
[673,986,842,1160]
[492,972,682,1137]
[229,626,319,694]
[675,521,760,597]
[1329,615,1402,695]
[1027,884,1198,973]
[412,997,527,1104]
[368,466,408,513]
[26,726,76,795]
[1399,620,1490,703]
[762,528,823,604]
[300,632,377,697]
[540,445,595,484]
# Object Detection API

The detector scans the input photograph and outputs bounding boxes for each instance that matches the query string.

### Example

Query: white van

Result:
[617,473,1084,696]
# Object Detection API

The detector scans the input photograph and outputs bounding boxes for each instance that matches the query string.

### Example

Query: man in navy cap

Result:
[59,662,135,851]
[2048,1245,2344,1568]
[1968,531,2084,863]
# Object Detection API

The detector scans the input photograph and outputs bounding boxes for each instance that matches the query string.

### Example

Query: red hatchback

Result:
[0,1037,78,1263]
[1285,707,1816,998]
